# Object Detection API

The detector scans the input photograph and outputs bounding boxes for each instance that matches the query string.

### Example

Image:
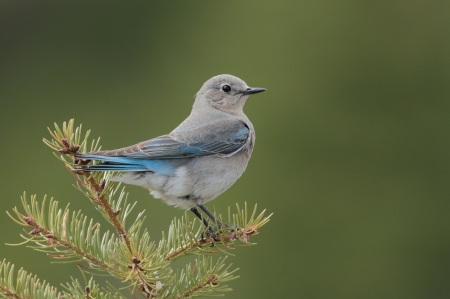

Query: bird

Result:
[76,74,266,232]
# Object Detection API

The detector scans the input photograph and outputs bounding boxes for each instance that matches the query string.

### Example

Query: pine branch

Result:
[8,194,125,274]
[0,258,127,299]
[62,276,126,299]
[43,120,132,252]
[163,256,238,299]
[7,194,174,296]
[163,203,272,262]
[0,259,62,299]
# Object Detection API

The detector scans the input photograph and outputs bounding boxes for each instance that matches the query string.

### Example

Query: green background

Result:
[1,1,450,298]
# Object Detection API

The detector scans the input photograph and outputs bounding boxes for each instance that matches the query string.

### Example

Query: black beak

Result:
[242,87,267,95]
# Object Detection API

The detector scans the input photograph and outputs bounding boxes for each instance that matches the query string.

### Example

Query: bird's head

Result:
[194,74,266,114]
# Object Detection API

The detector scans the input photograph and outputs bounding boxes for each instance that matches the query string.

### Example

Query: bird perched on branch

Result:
[77,74,266,231]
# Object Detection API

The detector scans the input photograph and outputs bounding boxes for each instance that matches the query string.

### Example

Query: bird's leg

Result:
[199,205,239,233]
[198,204,222,228]
[190,207,217,240]
[190,207,210,228]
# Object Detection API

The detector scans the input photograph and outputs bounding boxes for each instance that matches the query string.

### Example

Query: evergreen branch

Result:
[7,193,122,274]
[82,173,133,252]
[62,276,125,299]
[7,194,174,297]
[163,256,237,299]
[0,259,127,299]
[43,119,133,252]
[0,259,62,299]
[110,225,173,297]
[163,203,272,262]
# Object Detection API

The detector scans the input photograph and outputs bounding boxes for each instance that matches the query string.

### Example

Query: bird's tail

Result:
[76,154,148,172]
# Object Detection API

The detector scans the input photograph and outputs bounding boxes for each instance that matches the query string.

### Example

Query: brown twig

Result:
[83,173,132,253]
[165,228,258,261]
[57,140,132,253]
[0,288,25,299]
[176,274,219,299]
[22,216,117,274]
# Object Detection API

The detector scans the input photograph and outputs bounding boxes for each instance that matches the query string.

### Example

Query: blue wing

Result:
[139,124,249,158]
[77,120,250,172]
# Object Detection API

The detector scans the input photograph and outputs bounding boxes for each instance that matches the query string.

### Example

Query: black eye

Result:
[221,84,231,92]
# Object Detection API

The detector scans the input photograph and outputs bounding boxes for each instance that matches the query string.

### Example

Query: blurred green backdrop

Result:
[1,1,450,298]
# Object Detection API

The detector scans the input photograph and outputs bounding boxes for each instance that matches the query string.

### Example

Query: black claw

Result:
[224,223,238,231]
[208,226,219,241]
[191,205,234,242]
[199,229,218,243]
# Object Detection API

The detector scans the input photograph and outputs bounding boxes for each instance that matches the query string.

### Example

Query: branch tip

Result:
[72,169,85,175]
[22,216,36,226]
[61,138,70,148]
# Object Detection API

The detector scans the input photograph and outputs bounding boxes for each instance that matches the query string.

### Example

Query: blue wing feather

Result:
[79,155,186,175]
[77,120,250,172]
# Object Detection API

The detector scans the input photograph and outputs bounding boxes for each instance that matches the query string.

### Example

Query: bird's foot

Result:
[199,223,240,243]
[200,226,220,242]
[223,222,239,232]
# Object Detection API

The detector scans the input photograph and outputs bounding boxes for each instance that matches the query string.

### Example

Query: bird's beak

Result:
[242,87,267,95]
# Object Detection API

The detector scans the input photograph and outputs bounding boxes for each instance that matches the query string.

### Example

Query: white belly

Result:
[112,151,251,210]
[158,152,250,209]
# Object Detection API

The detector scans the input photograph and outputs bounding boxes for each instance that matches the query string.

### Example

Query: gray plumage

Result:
[78,74,266,211]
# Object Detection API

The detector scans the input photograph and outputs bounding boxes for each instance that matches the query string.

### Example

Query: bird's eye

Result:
[221,84,231,92]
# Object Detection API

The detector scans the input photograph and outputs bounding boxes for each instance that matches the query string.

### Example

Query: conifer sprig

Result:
[165,256,238,299]
[0,259,62,299]
[163,203,272,262]
[62,276,125,299]
[43,120,133,252]
[7,193,173,295]
[0,259,124,299]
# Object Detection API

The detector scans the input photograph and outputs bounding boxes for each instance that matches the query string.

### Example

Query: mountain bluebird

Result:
[77,74,266,229]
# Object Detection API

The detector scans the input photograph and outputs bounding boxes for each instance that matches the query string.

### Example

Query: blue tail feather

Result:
[78,154,186,176]
[82,164,148,172]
